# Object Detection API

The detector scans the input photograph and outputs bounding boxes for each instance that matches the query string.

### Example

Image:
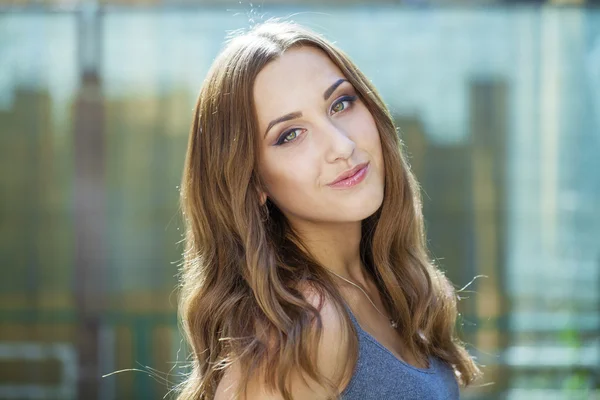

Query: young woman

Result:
[176,21,481,400]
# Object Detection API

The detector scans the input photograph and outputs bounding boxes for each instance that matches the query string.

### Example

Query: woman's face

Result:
[254,46,385,226]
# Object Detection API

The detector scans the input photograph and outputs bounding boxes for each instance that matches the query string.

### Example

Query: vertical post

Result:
[469,78,509,392]
[73,2,105,399]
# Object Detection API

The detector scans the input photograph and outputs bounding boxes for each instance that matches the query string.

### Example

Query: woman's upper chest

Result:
[343,289,429,370]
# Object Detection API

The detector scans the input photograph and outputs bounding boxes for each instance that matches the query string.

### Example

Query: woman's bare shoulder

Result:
[214,283,352,400]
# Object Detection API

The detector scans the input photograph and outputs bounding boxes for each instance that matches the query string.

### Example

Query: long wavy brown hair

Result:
[176,20,481,400]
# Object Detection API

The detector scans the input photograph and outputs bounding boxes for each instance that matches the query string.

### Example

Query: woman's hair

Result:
[176,20,481,400]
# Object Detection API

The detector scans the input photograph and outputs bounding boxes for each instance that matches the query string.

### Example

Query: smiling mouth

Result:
[327,163,369,189]
[328,162,369,186]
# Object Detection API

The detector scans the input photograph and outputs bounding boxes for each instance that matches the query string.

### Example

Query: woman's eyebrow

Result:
[323,78,348,100]
[263,78,349,139]
[264,111,302,138]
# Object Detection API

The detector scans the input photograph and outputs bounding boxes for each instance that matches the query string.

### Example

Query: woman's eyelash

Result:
[330,95,357,114]
[275,128,304,146]
[274,94,358,146]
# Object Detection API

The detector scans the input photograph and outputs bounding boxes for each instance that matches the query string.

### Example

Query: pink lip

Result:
[327,163,369,189]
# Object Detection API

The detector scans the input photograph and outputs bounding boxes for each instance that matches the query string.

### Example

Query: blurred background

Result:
[1,0,599,399]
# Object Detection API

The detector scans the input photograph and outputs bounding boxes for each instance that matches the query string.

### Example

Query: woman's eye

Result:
[276,128,304,146]
[330,95,357,115]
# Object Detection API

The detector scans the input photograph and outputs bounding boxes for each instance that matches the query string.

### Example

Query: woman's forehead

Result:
[257,47,343,89]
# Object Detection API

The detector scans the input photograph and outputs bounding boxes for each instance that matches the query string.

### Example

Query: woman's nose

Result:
[319,118,356,163]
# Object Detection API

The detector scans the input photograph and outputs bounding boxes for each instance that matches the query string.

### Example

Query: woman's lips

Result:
[327,163,369,189]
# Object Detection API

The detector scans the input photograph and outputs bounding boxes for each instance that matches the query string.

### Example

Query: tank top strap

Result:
[342,302,362,329]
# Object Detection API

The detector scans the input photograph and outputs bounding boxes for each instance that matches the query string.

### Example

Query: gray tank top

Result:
[340,304,460,399]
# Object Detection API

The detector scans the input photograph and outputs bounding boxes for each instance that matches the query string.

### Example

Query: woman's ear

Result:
[254,173,269,206]
[259,191,268,207]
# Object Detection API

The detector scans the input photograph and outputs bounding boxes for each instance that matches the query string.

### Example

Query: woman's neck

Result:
[288,218,370,287]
